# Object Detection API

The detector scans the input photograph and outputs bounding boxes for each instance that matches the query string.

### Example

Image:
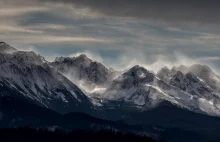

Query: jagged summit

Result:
[172,65,188,72]
[98,63,220,116]
[0,50,47,67]
[54,56,67,62]
[15,51,46,63]
[168,64,220,93]
[0,42,17,53]
[160,66,169,71]
[109,65,155,89]
[185,72,200,83]
[109,67,117,72]
[125,65,146,73]
[123,65,154,79]
[156,66,172,81]
[172,64,212,75]
[0,42,46,63]
[51,54,117,89]
[189,64,213,75]
[74,54,93,66]
[76,54,91,61]
[0,42,47,66]
[0,42,6,45]
[2,43,220,118]
[54,54,92,63]
[0,50,92,114]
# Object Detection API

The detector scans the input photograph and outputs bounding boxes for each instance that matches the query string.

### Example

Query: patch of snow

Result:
[0,51,86,110]
[145,84,178,103]
[155,76,161,80]
[90,87,106,93]
[56,92,68,103]
[198,98,220,115]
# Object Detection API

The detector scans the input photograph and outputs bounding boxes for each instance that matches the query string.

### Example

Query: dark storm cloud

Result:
[35,0,220,24]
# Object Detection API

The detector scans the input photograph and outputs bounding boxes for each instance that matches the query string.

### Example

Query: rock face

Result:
[51,54,121,91]
[0,46,92,114]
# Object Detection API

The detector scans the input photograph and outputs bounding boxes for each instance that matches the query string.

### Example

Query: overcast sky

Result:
[1,0,220,72]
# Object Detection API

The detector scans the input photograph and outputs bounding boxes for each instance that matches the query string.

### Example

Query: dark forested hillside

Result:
[0,127,159,142]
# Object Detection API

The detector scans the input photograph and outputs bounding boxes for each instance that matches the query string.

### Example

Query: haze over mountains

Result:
[1,42,220,141]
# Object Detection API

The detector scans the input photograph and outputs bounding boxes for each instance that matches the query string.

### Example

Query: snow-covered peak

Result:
[189,64,212,76]
[0,42,17,53]
[0,43,47,66]
[0,42,6,46]
[173,64,212,76]
[169,71,191,90]
[185,72,200,83]
[110,65,155,89]
[172,65,188,72]
[51,54,117,91]
[157,66,172,82]
[76,54,91,62]
[171,71,185,80]
[53,54,93,67]
[158,65,213,86]
[54,56,66,62]
[158,66,170,74]
[0,51,47,67]
[54,54,92,63]
[109,67,118,73]
[172,64,220,93]
[0,51,91,113]
[164,69,218,101]
[14,51,46,63]
[123,65,154,79]
[97,65,220,116]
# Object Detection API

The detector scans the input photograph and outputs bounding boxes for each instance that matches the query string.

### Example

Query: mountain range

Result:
[1,42,220,141]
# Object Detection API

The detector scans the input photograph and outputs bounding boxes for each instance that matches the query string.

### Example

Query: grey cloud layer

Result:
[33,0,220,24]
[1,0,220,71]
[3,0,220,24]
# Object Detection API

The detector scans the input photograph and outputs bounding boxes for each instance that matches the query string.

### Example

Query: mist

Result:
[62,49,220,75]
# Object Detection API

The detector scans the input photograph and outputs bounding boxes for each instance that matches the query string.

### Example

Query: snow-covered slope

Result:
[2,42,220,118]
[172,64,220,94]
[0,42,17,53]
[0,49,92,114]
[51,54,121,91]
[92,65,220,116]
[158,67,218,98]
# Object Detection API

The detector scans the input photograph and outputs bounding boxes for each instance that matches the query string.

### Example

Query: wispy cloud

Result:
[0,6,48,17]
[0,24,44,33]
[1,0,220,72]
[196,56,220,62]
[0,35,109,44]
[69,51,104,63]
[34,0,220,24]
[27,24,68,30]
